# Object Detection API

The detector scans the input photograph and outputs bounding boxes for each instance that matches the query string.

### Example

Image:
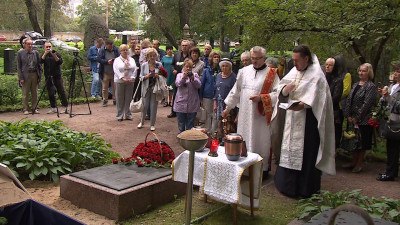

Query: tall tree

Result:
[44,0,53,37]
[76,0,106,28]
[24,0,42,35]
[226,0,400,78]
[143,0,197,48]
[109,0,138,31]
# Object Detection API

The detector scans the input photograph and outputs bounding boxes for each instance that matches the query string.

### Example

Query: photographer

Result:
[173,58,201,133]
[41,42,68,114]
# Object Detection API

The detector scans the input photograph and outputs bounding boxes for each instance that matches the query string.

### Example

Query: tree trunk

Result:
[24,0,42,35]
[143,0,178,49]
[178,0,191,30]
[44,0,53,38]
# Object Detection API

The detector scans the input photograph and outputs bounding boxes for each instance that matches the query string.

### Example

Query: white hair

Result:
[265,57,279,67]
[241,51,250,60]
[250,46,266,57]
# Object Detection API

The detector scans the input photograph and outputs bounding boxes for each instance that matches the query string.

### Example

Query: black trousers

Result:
[46,76,68,108]
[386,138,400,177]
[275,109,322,198]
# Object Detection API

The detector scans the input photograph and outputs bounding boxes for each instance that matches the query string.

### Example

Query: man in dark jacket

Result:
[98,39,120,106]
[168,40,190,118]
[41,42,68,114]
[17,38,42,115]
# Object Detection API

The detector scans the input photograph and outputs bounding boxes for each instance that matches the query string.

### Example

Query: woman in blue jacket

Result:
[200,51,221,133]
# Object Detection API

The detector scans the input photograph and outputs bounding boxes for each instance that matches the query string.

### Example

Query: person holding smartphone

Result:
[173,58,201,133]
[41,41,68,114]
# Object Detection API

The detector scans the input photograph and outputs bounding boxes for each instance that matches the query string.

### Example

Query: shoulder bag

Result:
[130,79,143,113]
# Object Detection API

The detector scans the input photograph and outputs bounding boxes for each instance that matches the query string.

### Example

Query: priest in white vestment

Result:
[272,45,336,198]
[223,46,280,174]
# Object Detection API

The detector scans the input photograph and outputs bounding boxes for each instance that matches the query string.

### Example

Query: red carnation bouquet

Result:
[113,132,175,168]
[158,66,168,78]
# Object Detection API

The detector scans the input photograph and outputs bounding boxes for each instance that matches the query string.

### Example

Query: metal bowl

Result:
[177,137,208,152]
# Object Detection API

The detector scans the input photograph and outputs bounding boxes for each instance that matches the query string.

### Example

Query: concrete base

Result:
[60,174,186,220]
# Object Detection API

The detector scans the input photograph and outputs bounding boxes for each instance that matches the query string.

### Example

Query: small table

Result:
[172,147,263,224]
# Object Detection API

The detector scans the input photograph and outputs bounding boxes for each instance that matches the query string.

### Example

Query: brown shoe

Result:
[167,113,176,118]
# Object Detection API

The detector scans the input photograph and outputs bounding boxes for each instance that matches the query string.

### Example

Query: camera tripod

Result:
[32,75,60,117]
[68,52,91,118]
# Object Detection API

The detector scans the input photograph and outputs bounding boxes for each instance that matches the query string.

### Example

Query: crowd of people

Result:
[17,36,399,198]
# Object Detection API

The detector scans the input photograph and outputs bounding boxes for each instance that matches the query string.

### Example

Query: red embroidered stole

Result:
[258,68,277,125]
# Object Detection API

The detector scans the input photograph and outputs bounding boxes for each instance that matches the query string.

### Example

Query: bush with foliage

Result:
[298,189,400,223]
[0,119,119,182]
[0,74,21,106]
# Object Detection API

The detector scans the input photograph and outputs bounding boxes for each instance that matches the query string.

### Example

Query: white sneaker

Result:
[137,122,143,129]
[60,107,68,114]
[47,108,57,114]
[23,111,29,115]
[150,126,155,131]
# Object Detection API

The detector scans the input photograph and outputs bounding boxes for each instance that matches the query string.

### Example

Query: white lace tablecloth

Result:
[172,147,263,208]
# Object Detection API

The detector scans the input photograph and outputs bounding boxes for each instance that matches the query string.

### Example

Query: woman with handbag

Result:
[113,44,136,122]
[376,64,400,181]
[137,48,162,131]
[343,63,377,173]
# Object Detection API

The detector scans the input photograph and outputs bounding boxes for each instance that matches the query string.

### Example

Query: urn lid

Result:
[225,133,243,141]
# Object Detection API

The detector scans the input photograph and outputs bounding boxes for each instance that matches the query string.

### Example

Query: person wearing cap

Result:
[214,58,238,139]
[223,46,280,179]
[229,42,242,74]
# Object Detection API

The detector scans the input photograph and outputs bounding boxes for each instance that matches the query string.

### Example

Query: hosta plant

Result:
[0,119,119,182]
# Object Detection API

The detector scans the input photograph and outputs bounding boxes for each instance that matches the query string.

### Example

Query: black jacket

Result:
[41,51,63,79]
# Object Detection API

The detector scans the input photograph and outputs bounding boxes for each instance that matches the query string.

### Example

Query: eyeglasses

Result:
[45,46,51,48]
[251,56,263,61]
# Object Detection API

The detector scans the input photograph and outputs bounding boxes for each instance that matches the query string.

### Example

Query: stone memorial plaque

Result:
[70,164,171,191]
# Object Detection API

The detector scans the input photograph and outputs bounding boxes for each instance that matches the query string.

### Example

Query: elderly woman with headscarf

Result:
[214,58,238,139]
[325,57,344,148]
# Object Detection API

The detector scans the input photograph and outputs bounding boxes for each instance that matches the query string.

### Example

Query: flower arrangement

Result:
[113,133,175,168]
[368,99,389,128]
[158,67,168,78]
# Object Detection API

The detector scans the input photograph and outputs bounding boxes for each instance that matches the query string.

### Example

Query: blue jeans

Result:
[91,72,101,96]
[176,112,197,133]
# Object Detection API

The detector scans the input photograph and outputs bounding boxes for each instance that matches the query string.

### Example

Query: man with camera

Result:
[41,42,68,114]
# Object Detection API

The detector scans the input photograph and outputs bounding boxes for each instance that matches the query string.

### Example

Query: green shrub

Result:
[297,190,400,223]
[0,74,21,105]
[0,119,119,182]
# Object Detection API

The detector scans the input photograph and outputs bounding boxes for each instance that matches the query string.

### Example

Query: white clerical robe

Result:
[271,54,336,175]
[225,65,280,171]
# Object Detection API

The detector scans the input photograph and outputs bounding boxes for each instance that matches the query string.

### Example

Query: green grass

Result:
[119,188,298,225]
